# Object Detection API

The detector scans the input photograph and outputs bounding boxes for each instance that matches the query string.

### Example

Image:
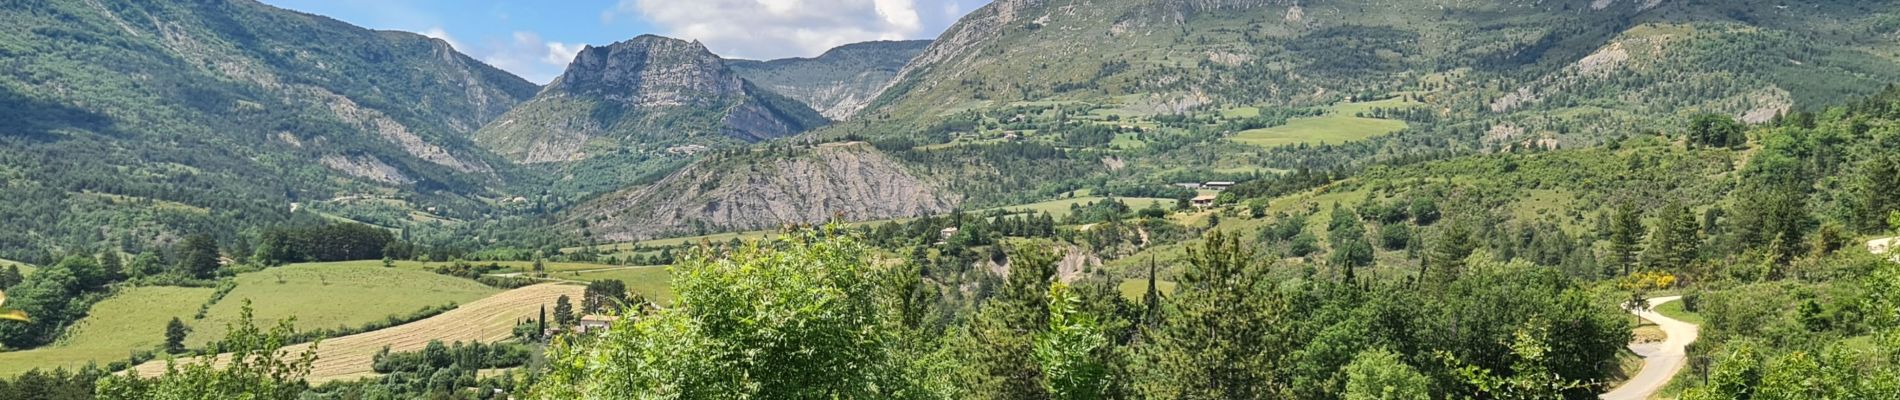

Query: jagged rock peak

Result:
[545,35,740,106]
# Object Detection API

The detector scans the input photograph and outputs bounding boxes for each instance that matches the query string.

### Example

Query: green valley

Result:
[3,0,1900,399]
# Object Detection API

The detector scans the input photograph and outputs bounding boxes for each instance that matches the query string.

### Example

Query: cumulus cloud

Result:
[467,31,581,84]
[602,0,936,60]
[419,27,464,51]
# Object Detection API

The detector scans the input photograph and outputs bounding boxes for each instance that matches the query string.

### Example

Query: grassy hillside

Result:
[132,283,583,383]
[0,0,540,261]
[0,263,504,376]
[191,264,499,347]
[1231,98,1419,148]
[0,286,214,376]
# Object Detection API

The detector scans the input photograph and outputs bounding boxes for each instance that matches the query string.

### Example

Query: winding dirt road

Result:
[1601,296,1698,400]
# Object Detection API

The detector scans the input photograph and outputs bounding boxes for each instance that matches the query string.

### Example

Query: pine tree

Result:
[1607,203,1645,276]
[1425,223,1476,286]
[962,245,1060,399]
[175,234,222,279]
[1135,230,1292,399]
[99,251,123,283]
[0,265,21,289]
[554,295,575,327]
[1142,257,1161,327]
[164,317,190,354]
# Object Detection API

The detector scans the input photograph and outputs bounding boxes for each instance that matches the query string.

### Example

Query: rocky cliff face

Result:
[550,37,739,107]
[474,35,828,164]
[728,40,931,120]
[566,142,959,242]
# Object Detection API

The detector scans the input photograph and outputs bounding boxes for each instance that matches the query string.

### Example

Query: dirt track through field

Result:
[131,283,583,382]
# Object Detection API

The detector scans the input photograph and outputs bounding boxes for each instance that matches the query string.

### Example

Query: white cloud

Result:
[603,0,937,60]
[468,31,584,84]
[545,42,584,66]
[420,27,463,51]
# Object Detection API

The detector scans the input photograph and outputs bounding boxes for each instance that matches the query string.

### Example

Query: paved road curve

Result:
[1601,296,1698,400]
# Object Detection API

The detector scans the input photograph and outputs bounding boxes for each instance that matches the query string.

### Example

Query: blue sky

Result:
[261,0,986,84]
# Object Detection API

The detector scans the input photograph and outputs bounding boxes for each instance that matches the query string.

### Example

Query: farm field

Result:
[293,259,620,274]
[1,258,32,276]
[190,264,499,347]
[989,196,1176,219]
[0,286,215,376]
[133,283,584,383]
[561,266,674,304]
[577,196,1178,257]
[1231,98,1418,148]
[1116,278,1179,300]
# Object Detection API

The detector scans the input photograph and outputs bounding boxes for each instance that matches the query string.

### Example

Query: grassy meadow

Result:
[191,264,500,347]
[0,263,511,376]
[1231,98,1418,148]
[0,286,215,376]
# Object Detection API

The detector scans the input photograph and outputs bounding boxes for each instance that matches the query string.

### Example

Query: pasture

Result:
[1116,278,1179,301]
[0,286,215,376]
[561,266,674,304]
[988,196,1176,219]
[1230,98,1418,148]
[293,259,620,274]
[1,258,32,276]
[133,284,584,383]
[190,264,499,347]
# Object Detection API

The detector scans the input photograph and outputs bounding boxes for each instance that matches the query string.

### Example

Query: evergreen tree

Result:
[1141,257,1161,327]
[1328,207,1375,271]
[164,317,190,354]
[0,265,20,289]
[961,245,1060,399]
[98,251,123,283]
[1425,223,1476,286]
[553,295,575,327]
[1688,113,1746,148]
[1642,203,1702,271]
[583,280,629,314]
[1135,230,1292,399]
[1607,203,1646,276]
[175,234,221,279]
[1851,154,1900,233]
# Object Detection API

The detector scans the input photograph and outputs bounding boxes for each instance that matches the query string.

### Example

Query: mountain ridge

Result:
[728,40,931,119]
[473,35,829,165]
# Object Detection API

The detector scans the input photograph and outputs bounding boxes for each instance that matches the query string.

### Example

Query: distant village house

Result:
[576,315,619,334]
[1191,194,1218,208]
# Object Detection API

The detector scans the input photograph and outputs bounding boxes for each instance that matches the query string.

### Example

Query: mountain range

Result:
[3,0,1900,258]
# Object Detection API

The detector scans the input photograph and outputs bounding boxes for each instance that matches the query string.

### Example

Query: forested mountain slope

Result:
[728,40,931,119]
[0,0,539,261]
[855,0,1900,145]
